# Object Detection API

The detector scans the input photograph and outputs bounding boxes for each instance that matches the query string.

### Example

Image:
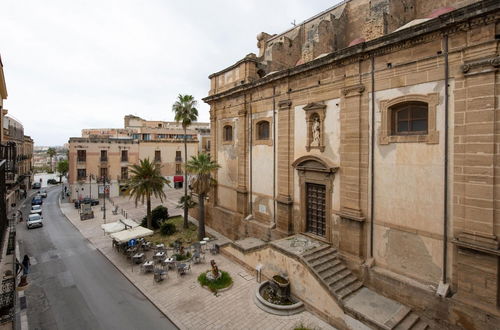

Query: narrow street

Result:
[15,186,177,330]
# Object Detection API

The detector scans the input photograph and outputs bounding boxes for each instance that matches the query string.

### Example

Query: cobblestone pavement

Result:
[60,191,334,330]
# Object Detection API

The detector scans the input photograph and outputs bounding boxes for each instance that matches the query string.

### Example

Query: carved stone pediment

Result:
[292,155,338,174]
[303,102,326,111]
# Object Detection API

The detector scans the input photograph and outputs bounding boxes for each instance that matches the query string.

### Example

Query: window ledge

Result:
[380,131,439,144]
[254,139,272,146]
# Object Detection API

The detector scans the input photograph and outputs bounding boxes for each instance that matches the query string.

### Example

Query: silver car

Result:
[30,205,42,216]
[27,214,43,229]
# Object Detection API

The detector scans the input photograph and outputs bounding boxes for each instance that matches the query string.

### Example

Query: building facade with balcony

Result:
[68,116,206,199]
[0,54,19,328]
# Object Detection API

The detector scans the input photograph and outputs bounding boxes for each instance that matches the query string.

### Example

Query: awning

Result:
[174,175,184,183]
[101,219,139,234]
[109,226,154,243]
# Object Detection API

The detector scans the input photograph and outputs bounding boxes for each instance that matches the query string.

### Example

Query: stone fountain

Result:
[254,274,304,316]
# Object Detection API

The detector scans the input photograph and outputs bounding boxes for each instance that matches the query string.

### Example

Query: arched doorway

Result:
[292,155,338,242]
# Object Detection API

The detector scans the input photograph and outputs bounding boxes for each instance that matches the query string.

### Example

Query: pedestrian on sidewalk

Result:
[22,255,30,276]
[19,255,31,287]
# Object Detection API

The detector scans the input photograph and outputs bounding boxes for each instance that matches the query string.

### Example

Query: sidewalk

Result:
[59,196,333,330]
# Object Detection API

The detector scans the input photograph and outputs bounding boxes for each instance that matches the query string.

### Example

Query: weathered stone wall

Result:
[203,1,500,327]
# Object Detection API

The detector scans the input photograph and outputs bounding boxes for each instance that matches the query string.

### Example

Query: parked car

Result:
[32,182,41,189]
[30,205,42,216]
[74,197,99,209]
[47,179,58,185]
[26,214,43,229]
[31,196,43,206]
[39,190,47,198]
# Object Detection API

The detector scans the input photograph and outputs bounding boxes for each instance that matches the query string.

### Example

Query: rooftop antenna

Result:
[291,19,296,26]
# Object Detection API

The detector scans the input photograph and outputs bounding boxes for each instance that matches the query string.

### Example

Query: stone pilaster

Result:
[276,99,294,235]
[338,83,366,258]
[453,55,500,307]
[236,103,249,215]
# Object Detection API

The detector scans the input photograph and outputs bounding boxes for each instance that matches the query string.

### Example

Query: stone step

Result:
[384,306,411,329]
[325,269,351,287]
[304,248,337,262]
[336,280,363,300]
[309,253,339,268]
[316,261,345,275]
[332,274,358,293]
[410,320,429,330]
[322,264,347,281]
[395,313,419,330]
[302,245,331,259]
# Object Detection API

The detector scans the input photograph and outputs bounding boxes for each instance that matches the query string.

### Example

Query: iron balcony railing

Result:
[0,144,16,173]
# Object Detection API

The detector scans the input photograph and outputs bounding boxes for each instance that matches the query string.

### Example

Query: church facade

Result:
[203,0,500,328]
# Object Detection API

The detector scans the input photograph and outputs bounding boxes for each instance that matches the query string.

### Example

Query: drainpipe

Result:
[272,86,277,229]
[442,35,449,284]
[370,56,375,258]
[249,98,253,215]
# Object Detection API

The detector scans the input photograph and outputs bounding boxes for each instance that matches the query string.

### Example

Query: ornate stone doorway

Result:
[292,155,338,243]
[306,183,326,236]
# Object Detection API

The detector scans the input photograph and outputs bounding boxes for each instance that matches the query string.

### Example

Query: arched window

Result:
[223,125,233,142]
[391,101,428,135]
[256,120,270,140]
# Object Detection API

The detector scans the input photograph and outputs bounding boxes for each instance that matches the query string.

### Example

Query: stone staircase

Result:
[301,245,430,330]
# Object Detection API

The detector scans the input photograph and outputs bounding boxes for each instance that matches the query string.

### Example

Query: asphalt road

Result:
[16,187,177,330]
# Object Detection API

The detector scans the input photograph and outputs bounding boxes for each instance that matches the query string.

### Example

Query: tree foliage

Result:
[127,159,170,229]
[56,159,69,182]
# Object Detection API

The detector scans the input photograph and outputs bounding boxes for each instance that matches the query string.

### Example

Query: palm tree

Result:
[172,94,199,229]
[127,158,170,229]
[185,153,220,240]
[176,194,197,211]
[47,147,57,172]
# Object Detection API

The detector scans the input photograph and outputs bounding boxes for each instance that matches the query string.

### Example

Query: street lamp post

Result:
[101,176,109,222]
[89,174,93,199]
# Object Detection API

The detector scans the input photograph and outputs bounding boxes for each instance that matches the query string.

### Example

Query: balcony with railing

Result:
[0,143,16,173]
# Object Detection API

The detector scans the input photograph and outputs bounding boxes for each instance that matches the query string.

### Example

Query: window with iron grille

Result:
[391,101,428,135]
[77,150,86,162]
[223,125,233,142]
[121,167,128,180]
[77,169,87,180]
[100,150,107,161]
[256,120,270,140]
[121,150,128,162]
[100,167,108,179]
[154,150,161,162]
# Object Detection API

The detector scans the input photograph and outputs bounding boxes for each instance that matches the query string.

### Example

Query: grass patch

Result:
[147,216,199,246]
[197,270,233,293]
[292,323,319,330]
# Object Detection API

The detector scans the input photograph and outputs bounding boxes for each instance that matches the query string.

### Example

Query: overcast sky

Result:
[1,0,340,146]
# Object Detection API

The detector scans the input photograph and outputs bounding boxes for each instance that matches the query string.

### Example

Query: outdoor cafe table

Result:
[199,241,207,252]
[142,261,154,273]
[132,252,144,264]
[142,241,152,251]
[154,251,166,262]
[155,243,165,251]
[163,257,176,270]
